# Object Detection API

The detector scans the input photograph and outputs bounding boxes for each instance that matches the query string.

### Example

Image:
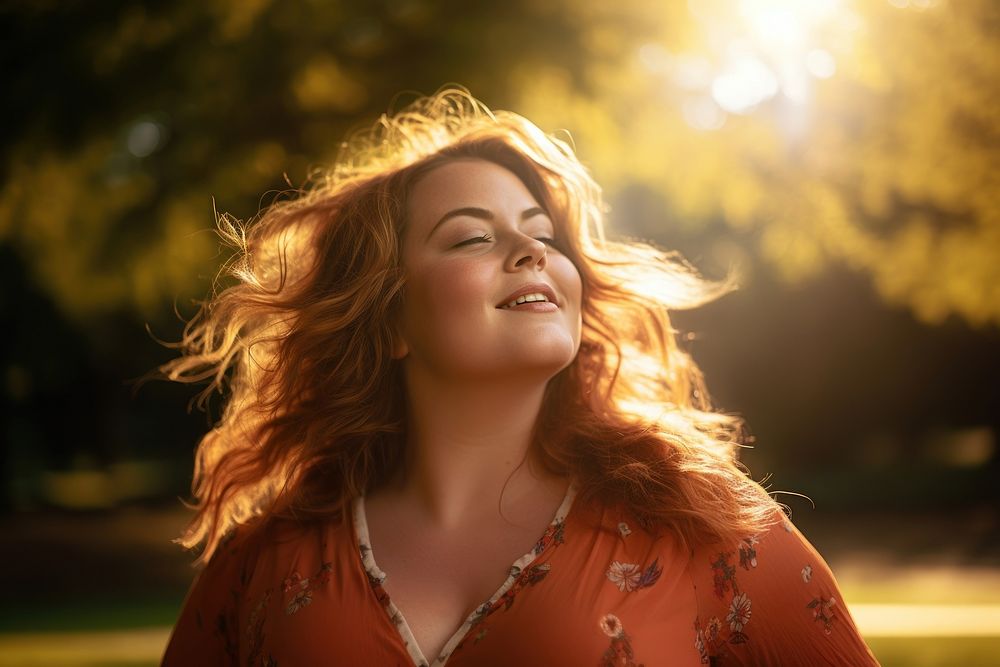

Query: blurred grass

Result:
[0,598,997,666]
[836,564,1000,605]
[1,507,995,666]
[0,625,167,667]
[0,597,182,634]
[866,637,1000,667]
[0,627,996,667]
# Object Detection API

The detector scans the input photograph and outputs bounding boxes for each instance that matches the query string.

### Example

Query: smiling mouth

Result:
[498,292,554,309]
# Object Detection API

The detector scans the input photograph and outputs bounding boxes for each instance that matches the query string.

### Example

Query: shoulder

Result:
[687,510,880,666]
[687,510,819,613]
[200,513,320,579]
[163,519,274,666]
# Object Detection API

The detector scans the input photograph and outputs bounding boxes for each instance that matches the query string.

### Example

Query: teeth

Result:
[501,292,550,309]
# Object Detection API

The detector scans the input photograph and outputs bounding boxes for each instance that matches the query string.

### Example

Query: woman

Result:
[160,88,879,666]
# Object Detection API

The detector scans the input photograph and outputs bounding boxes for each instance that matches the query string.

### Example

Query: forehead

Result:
[406,158,541,224]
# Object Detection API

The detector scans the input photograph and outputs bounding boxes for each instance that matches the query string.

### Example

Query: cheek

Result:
[403,259,495,331]
[555,257,584,351]
[553,256,583,315]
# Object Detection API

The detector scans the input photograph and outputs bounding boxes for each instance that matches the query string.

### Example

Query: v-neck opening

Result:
[353,479,578,667]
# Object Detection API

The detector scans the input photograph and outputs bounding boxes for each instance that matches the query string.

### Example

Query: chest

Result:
[241,501,707,667]
[364,506,554,661]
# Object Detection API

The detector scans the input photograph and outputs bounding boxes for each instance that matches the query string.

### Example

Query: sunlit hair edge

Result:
[158,87,782,565]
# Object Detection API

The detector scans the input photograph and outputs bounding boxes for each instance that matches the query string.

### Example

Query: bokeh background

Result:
[1,0,998,665]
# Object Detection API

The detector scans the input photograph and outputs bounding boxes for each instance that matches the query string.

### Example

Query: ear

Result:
[390,325,409,360]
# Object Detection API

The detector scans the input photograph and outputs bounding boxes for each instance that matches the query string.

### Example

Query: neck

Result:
[384,366,564,530]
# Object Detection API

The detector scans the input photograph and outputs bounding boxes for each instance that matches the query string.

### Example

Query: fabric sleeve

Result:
[692,512,880,666]
[160,526,259,667]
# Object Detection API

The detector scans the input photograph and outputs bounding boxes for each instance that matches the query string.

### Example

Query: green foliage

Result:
[512,0,1000,327]
[1,0,997,328]
[0,0,591,328]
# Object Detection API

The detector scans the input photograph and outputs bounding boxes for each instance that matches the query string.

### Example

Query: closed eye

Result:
[454,233,494,247]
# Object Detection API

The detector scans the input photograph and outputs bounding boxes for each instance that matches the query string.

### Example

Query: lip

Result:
[496,282,559,309]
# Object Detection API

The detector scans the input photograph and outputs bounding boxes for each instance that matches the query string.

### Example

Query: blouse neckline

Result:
[353,478,578,667]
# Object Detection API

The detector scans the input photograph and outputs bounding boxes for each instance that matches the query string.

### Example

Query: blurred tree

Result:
[1,0,996,329]
[0,0,997,510]
[0,0,591,333]
[512,0,1000,328]
[0,0,597,506]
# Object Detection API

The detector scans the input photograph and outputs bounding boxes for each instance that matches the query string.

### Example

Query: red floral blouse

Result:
[161,481,880,666]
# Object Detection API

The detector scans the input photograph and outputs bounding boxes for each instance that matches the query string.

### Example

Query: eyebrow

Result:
[426,206,549,241]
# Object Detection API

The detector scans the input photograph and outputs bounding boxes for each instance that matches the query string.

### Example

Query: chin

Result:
[428,329,581,381]
[499,339,579,378]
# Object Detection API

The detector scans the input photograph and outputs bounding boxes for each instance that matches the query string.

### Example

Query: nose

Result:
[506,233,547,272]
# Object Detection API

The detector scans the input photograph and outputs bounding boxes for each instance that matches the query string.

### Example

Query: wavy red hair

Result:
[160,88,779,564]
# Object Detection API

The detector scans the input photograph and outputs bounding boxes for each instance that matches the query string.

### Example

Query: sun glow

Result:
[643,0,860,131]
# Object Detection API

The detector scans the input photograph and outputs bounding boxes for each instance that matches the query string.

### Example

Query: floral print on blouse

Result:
[162,481,880,666]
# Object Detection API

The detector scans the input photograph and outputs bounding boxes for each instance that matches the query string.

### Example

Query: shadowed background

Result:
[1,0,997,665]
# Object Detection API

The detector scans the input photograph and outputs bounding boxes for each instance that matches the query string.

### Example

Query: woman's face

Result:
[395,158,583,382]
